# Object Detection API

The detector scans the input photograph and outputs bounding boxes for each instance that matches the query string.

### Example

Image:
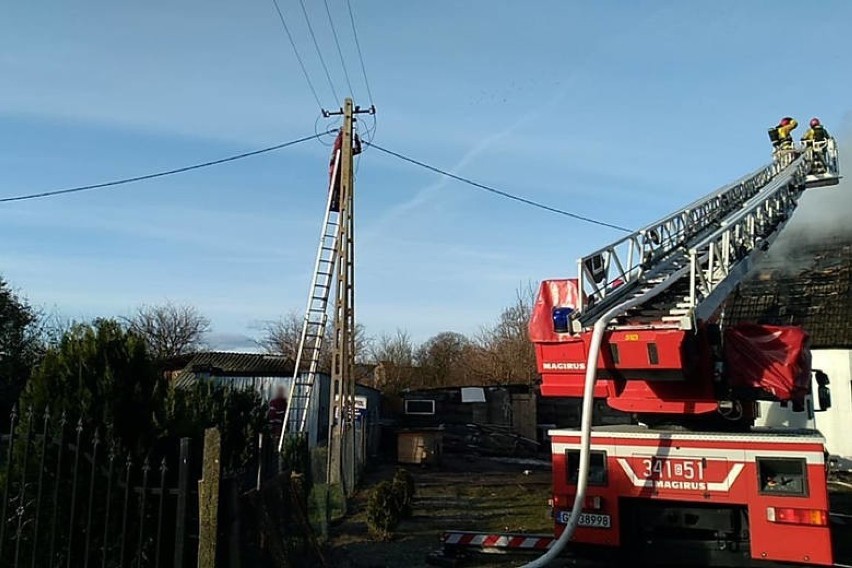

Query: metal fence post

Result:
[30,407,50,568]
[0,406,19,559]
[173,438,190,568]
[197,428,221,568]
[255,433,263,492]
[13,407,34,567]
[65,418,84,568]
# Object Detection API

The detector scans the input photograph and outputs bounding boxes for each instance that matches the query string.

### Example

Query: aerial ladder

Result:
[524,140,841,567]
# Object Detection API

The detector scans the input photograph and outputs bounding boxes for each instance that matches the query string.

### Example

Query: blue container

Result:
[552,307,573,333]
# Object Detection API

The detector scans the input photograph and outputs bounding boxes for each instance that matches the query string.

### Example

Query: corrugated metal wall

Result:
[202,373,331,448]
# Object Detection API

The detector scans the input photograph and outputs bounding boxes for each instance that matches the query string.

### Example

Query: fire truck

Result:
[528,139,842,567]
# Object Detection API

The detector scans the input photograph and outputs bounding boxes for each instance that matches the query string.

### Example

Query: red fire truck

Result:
[530,140,842,567]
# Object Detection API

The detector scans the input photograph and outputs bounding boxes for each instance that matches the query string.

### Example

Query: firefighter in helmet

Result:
[768,116,798,151]
[801,118,832,174]
[801,117,831,143]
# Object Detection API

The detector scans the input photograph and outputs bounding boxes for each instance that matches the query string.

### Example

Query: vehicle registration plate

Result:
[556,510,611,529]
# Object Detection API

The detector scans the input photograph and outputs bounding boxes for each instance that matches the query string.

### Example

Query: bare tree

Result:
[369,328,417,391]
[259,311,371,369]
[258,311,303,361]
[126,302,211,359]
[369,328,415,366]
[475,283,538,385]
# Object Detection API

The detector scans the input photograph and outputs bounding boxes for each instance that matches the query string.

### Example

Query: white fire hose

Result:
[521,272,684,567]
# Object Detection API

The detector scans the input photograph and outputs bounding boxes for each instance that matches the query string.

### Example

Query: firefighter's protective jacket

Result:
[774,119,798,148]
[802,125,831,142]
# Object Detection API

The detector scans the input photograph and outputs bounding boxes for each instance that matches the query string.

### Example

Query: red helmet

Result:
[810,118,821,128]
[780,117,792,126]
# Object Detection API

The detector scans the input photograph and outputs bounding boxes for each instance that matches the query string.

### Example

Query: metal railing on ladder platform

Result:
[572,151,807,330]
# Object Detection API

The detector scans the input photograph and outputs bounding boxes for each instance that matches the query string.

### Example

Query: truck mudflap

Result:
[550,426,834,566]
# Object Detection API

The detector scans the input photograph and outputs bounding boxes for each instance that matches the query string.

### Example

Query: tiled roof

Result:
[171,351,295,387]
[726,238,852,349]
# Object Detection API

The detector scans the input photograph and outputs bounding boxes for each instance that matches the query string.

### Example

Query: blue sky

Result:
[2,1,851,349]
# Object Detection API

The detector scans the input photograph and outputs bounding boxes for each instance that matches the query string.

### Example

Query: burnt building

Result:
[726,236,852,459]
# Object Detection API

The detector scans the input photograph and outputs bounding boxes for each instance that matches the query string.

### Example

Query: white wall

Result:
[755,350,852,457]
[812,350,852,458]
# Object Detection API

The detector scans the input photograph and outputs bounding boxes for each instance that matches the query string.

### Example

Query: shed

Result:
[170,351,331,448]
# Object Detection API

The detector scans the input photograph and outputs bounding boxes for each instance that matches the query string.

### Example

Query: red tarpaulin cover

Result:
[724,323,811,404]
[529,279,583,343]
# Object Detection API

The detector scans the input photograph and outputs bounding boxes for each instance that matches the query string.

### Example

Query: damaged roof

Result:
[726,238,852,349]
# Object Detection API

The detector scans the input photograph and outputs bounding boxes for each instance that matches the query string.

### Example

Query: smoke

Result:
[763,114,852,261]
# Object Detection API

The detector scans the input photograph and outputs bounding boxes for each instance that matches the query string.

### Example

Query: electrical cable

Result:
[0,132,328,203]
[365,142,632,232]
[322,0,355,98]
[360,112,377,147]
[270,0,325,110]
[344,0,374,106]
[297,0,340,103]
[316,114,342,147]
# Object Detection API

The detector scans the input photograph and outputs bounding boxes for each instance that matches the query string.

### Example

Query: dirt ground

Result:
[326,458,852,568]
[326,454,553,568]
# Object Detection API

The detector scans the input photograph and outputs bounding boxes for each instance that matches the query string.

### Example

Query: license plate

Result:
[556,510,611,529]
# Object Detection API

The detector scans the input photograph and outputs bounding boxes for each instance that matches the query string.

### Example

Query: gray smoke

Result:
[763,115,852,262]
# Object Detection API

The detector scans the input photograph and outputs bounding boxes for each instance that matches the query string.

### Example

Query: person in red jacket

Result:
[328,129,362,212]
[267,386,288,433]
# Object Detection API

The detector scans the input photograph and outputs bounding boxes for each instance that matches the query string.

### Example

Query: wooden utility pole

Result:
[325,98,373,495]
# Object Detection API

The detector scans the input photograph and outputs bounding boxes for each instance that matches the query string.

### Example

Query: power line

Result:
[366,142,632,233]
[344,0,374,106]
[270,0,325,110]
[1,132,326,204]
[323,0,355,98]
[297,0,340,103]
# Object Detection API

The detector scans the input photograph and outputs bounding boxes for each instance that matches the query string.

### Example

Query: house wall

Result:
[812,350,852,458]
[755,349,852,458]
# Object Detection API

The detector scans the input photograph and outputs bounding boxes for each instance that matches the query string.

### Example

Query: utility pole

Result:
[324,98,374,495]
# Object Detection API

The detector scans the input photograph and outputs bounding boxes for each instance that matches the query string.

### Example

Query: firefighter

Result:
[801,117,831,143]
[801,118,832,174]
[768,116,798,151]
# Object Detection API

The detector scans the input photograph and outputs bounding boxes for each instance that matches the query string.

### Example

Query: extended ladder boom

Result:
[574,149,816,331]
